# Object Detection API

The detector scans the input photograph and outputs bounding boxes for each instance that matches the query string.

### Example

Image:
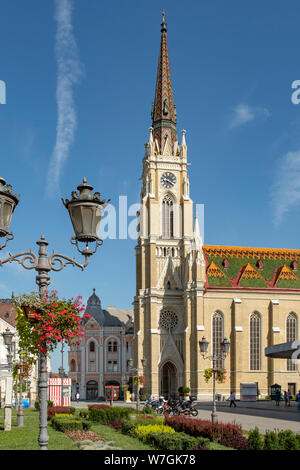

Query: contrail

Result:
[47,0,83,196]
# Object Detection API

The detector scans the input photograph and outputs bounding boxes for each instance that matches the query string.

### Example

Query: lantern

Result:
[221,337,230,356]
[62,178,109,244]
[0,177,20,238]
[199,336,209,355]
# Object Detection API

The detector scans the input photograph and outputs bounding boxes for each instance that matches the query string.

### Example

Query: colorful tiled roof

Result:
[152,11,177,151]
[202,245,300,290]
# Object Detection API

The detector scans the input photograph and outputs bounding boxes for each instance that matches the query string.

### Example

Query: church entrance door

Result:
[86,380,98,400]
[160,361,177,399]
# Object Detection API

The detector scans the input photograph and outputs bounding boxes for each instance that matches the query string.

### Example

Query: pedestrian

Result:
[296,390,300,411]
[284,390,288,407]
[76,391,80,403]
[275,389,281,406]
[287,389,291,406]
[229,391,236,407]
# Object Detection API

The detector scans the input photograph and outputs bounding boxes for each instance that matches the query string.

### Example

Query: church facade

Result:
[133,15,300,400]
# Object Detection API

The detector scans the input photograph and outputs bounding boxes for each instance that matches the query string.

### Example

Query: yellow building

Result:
[133,15,300,400]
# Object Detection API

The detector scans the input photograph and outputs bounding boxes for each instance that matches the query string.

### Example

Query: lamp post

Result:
[199,336,230,423]
[1,328,15,431]
[17,349,26,427]
[59,341,65,406]
[0,176,108,450]
[128,357,147,410]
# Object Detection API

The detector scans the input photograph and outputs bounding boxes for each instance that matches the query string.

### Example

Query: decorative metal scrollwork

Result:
[0,250,38,270]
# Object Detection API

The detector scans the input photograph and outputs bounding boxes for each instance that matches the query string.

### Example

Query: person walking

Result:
[229,391,237,408]
[287,389,291,406]
[275,389,281,406]
[296,390,300,411]
[76,391,80,403]
[284,390,288,407]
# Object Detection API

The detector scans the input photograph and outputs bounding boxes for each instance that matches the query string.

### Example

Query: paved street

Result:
[71,399,300,433]
[195,400,300,433]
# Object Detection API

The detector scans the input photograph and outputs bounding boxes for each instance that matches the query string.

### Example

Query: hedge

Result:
[88,404,110,410]
[134,424,175,442]
[145,431,209,450]
[51,417,91,433]
[248,429,300,451]
[165,416,248,450]
[88,406,136,424]
[34,400,53,411]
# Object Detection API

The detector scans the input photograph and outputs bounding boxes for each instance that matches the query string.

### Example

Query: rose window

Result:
[159,310,178,331]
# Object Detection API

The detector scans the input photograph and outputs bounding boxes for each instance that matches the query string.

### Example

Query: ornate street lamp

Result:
[0,177,108,450]
[1,328,15,431]
[199,336,230,423]
[59,341,65,407]
[17,349,26,428]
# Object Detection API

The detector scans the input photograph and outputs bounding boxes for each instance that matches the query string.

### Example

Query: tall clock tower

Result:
[133,13,206,399]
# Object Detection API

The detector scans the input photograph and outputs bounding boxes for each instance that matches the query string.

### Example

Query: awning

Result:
[265,340,300,359]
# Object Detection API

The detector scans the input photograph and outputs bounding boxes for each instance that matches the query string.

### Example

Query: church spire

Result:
[152,11,177,153]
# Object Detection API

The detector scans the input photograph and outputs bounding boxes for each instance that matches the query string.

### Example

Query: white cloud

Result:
[46,0,83,196]
[271,150,300,226]
[229,103,270,129]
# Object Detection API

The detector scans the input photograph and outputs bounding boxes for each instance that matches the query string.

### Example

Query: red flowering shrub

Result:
[107,420,123,431]
[164,416,248,450]
[88,404,110,410]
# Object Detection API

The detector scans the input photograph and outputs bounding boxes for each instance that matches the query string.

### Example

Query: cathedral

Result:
[133,14,300,400]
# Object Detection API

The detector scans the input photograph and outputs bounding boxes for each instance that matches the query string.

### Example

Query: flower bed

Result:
[165,416,248,450]
[48,406,75,420]
[120,415,209,450]
[65,430,105,442]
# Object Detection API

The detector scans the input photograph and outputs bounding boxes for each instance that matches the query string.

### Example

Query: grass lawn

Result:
[0,408,234,450]
[0,408,75,450]
[0,408,155,450]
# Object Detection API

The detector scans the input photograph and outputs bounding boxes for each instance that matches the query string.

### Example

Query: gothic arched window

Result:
[250,312,261,371]
[287,313,297,371]
[89,341,95,352]
[113,341,118,352]
[162,195,174,238]
[212,311,224,369]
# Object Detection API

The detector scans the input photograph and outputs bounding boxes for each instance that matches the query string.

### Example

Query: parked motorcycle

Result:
[176,396,198,416]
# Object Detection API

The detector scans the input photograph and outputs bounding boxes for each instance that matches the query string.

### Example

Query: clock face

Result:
[161,172,176,188]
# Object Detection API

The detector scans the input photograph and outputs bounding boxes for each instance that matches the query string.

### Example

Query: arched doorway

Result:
[160,361,177,399]
[86,380,98,400]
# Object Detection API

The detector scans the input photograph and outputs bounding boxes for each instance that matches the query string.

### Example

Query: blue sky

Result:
[1,0,300,370]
